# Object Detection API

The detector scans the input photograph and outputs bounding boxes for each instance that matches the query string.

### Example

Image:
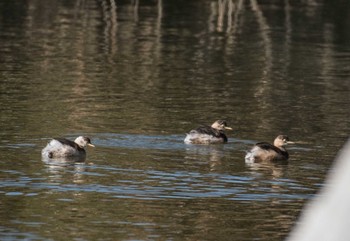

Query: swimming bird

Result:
[245,135,293,163]
[41,136,94,159]
[184,120,233,144]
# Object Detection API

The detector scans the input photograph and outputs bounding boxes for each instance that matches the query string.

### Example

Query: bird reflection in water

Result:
[246,161,288,179]
[43,157,90,184]
[184,144,226,171]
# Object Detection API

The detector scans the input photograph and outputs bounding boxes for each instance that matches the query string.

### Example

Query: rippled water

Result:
[0,133,335,240]
[1,0,350,240]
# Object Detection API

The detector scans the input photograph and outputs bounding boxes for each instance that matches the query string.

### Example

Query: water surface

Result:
[0,0,349,240]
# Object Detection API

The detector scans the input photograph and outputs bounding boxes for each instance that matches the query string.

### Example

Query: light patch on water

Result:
[87,133,247,151]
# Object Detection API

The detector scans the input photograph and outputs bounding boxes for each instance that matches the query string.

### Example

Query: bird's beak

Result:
[225,127,233,130]
[88,143,95,147]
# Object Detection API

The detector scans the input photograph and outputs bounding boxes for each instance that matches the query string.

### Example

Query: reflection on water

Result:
[95,133,185,150]
[246,162,288,179]
[185,144,226,170]
[0,0,349,240]
[44,162,89,184]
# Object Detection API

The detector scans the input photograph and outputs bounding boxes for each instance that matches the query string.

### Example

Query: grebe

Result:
[42,136,94,159]
[184,120,233,144]
[245,135,293,163]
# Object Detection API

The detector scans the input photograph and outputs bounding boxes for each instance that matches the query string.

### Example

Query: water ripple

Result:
[89,133,246,151]
[1,163,313,202]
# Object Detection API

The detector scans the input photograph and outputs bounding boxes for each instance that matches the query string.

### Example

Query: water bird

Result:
[41,136,95,159]
[184,120,233,144]
[245,135,294,163]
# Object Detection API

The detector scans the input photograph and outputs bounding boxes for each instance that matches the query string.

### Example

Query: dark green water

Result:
[0,0,349,240]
